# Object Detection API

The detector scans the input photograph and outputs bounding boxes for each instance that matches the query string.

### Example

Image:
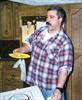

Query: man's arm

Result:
[51,69,68,100]
[57,69,68,88]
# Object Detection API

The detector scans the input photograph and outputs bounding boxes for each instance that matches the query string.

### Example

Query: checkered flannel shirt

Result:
[24,27,73,91]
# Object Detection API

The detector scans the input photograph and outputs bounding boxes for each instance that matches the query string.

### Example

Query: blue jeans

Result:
[41,90,65,100]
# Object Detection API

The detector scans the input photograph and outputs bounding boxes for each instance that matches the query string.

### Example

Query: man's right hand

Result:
[13,48,21,53]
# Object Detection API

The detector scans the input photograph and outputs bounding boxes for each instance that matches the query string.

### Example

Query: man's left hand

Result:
[50,89,62,100]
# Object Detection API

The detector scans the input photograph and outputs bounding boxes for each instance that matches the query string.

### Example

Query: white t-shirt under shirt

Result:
[41,28,57,42]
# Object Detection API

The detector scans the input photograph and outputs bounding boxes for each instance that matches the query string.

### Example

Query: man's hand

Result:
[13,48,22,53]
[13,44,30,53]
[50,89,62,100]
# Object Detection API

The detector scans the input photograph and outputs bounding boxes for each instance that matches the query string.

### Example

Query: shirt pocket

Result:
[46,45,59,61]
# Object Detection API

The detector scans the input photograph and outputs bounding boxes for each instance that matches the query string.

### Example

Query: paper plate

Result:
[9,53,30,59]
[9,93,31,100]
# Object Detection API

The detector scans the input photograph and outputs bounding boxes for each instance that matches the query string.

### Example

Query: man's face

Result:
[46,10,62,32]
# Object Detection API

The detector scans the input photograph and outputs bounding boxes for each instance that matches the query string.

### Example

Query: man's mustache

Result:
[46,22,51,25]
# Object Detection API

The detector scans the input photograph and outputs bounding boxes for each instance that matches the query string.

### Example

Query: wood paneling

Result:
[71,54,82,100]
[66,5,82,100]
[0,3,13,39]
[71,8,82,50]
[0,61,23,92]
[0,2,20,40]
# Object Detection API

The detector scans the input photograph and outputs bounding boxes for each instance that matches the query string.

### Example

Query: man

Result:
[13,6,73,100]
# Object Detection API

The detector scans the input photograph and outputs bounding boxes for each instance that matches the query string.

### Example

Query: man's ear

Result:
[59,17,63,24]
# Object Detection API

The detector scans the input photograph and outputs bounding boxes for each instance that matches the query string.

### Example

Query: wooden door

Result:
[67,4,82,100]
[0,2,13,40]
[12,3,21,40]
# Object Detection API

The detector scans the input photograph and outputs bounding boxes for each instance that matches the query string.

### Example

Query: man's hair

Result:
[47,6,66,26]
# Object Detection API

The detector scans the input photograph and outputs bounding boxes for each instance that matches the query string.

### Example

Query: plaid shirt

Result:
[25,27,73,91]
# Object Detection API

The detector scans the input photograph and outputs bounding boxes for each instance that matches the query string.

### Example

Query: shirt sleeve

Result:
[58,43,73,75]
[23,28,41,51]
[23,27,45,52]
[24,35,32,51]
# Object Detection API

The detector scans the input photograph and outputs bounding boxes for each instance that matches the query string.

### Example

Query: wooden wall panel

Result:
[72,54,82,100]
[71,8,82,50]
[68,5,82,100]
[18,5,48,16]
[12,4,21,40]
[0,3,14,40]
